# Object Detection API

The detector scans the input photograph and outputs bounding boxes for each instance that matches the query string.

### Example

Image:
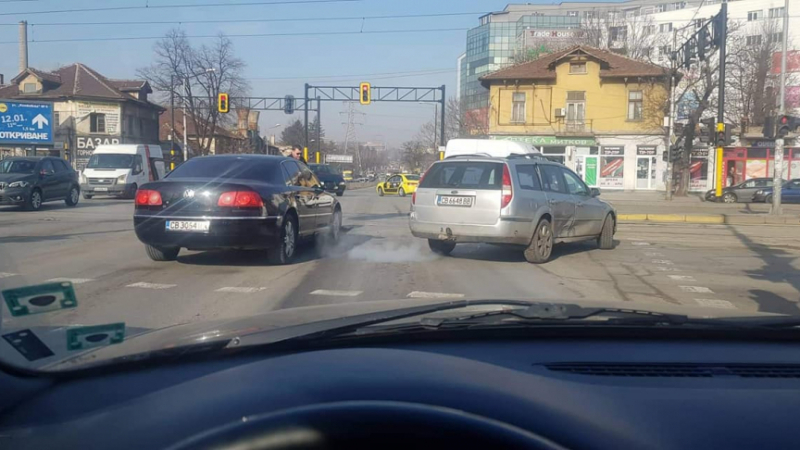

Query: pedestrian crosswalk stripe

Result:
[680,286,714,294]
[216,287,267,294]
[46,277,94,284]
[668,275,696,282]
[126,282,176,290]
[0,272,18,279]
[310,290,363,297]
[694,299,736,309]
[407,291,465,299]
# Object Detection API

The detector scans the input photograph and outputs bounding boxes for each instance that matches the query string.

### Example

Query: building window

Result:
[644,25,655,35]
[746,35,763,46]
[569,62,587,74]
[770,32,783,44]
[659,45,672,57]
[747,10,761,21]
[90,113,106,133]
[694,19,703,29]
[642,47,652,58]
[628,91,643,121]
[584,10,597,19]
[23,83,36,93]
[511,92,526,123]
[610,26,627,41]
[659,23,673,33]
[566,91,586,131]
[53,112,60,126]
[769,7,785,18]
[656,3,666,13]
[567,11,578,17]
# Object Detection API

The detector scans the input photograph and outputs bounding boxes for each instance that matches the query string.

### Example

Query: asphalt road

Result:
[2,187,800,333]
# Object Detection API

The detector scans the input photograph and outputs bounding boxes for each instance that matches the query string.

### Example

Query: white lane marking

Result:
[407,291,465,299]
[652,260,674,265]
[645,252,664,257]
[654,266,680,272]
[694,299,736,309]
[0,272,18,279]
[631,242,650,246]
[668,275,696,282]
[126,282,176,290]
[680,286,714,294]
[216,287,267,294]
[46,277,94,284]
[310,289,363,297]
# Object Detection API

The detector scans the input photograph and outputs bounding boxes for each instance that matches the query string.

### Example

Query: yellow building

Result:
[480,46,672,191]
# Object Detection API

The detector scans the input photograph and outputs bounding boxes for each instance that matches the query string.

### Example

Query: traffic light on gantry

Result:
[218,93,229,114]
[359,82,371,105]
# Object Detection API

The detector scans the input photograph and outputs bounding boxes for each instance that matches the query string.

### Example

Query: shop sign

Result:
[636,146,657,156]
[75,135,121,171]
[490,135,597,146]
[691,148,709,157]
[601,146,624,156]
[751,140,775,148]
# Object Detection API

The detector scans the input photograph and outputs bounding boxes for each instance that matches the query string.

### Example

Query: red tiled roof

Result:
[110,79,150,92]
[0,64,162,111]
[11,67,61,85]
[480,45,669,85]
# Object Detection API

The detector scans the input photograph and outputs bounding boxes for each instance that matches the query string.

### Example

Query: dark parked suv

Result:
[0,157,80,211]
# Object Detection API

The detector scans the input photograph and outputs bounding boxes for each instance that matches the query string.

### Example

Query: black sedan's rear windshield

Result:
[420,162,503,190]
[167,157,282,182]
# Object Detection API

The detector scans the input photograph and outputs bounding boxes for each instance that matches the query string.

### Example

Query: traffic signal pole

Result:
[714,2,727,199]
[772,0,790,215]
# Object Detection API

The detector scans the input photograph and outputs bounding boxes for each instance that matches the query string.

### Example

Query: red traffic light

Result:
[781,116,789,125]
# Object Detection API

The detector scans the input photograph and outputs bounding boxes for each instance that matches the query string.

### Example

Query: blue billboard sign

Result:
[0,99,54,145]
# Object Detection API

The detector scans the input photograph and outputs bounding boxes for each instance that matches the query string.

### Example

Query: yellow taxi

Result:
[377,173,420,197]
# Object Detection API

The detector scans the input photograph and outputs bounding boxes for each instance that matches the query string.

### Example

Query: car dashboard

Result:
[2,337,800,449]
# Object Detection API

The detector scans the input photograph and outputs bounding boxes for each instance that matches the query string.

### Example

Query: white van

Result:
[444,139,539,159]
[80,144,165,199]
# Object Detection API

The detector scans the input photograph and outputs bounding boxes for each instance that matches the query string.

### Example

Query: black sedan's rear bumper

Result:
[134,215,282,250]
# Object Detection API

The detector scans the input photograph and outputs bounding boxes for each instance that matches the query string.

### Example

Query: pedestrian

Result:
[291,145,306,164]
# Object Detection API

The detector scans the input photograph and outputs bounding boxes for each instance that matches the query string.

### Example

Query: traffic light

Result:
[777,115,800,138]
[218,93,229,114]
[359,82,371,105]
[284,95,295,115]
[763,116,776,139]
[714,123,732,147]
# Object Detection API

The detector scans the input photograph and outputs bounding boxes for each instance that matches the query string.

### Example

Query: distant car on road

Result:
[134,155,342,264]
[752,178,800,203]
[377,173,420,197]
[409,154,616,263]
[309,163,346,196]
[705,177,776,203]
[0,157,80,211]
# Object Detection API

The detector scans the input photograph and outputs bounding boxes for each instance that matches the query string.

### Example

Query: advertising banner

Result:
[0,100,54,144]
[599,146,624,188]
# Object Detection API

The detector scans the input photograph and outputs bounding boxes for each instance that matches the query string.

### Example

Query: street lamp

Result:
[170,68,215,164]
[268,123,281,146]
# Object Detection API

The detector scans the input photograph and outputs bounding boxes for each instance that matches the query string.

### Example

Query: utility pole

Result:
[666,29,677,201]
[170,75,175,169]
[432,103,438,150]
[714,1,727,200]
[772,0,790,215]
[340,102,365,172]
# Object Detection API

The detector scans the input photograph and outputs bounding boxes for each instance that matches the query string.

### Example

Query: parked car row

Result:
[705,177,800,203]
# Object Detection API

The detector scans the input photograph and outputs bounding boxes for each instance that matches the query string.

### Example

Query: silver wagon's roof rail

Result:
[444,153,493,159]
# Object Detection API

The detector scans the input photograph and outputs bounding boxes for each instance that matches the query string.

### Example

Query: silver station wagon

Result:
[409,154,617,263]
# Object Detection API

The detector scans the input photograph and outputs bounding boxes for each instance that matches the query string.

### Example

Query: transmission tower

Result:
[340,102,365,172]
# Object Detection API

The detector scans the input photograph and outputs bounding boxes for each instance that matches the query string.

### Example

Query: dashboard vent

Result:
[544,363,800,378]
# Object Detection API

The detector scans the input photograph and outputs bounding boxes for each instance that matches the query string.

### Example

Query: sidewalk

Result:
[603,191,800,225]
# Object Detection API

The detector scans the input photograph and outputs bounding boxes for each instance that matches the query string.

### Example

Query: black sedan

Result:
[0,157,80,211]
[133,155,342,264]
[308,163,346,196]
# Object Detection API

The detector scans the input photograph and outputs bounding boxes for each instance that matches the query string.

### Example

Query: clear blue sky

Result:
[0,0,608,146]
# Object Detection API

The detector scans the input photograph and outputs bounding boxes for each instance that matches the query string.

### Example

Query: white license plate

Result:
[165,220,210,232]
[94,187,108,192]
[437,195,474,207]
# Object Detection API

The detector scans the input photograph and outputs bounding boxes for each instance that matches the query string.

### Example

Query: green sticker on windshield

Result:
[2,282,78,317]
[66,323,125,351]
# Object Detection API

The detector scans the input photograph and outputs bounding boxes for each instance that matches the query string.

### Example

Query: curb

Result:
[618,213,800,225]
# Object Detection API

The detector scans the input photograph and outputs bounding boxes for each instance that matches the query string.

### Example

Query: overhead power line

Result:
[0,11,486,27]
[0,0,359,17]
[0,27,471,44]
[247,68,453,81]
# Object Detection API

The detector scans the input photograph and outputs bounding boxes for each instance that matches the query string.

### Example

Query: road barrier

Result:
[618,213,800,225]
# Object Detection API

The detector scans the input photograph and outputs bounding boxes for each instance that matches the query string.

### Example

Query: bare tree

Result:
[138,29,248,156]
[575,8,667,64]
[726,19,786,128]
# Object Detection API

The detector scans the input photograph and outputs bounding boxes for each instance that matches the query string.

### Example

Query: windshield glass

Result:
[3,2,800,375]
[0,160,36,174]
[309,164,340,175]
[87,154,134,169]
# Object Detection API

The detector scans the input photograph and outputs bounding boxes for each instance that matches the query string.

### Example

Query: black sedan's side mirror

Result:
[590,188,601,197]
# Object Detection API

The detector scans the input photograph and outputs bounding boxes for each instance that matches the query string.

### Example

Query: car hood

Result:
[0,173,34,184]
[82,168,130,178]
[24,296,779,373]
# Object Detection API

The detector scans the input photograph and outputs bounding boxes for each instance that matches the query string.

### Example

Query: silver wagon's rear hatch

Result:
[414,161,503,226]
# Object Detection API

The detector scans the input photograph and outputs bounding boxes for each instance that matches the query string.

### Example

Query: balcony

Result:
[557,119,594,135]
